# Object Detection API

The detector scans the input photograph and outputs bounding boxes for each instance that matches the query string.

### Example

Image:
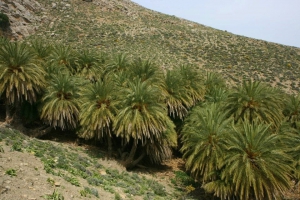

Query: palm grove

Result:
[0,37,300,200]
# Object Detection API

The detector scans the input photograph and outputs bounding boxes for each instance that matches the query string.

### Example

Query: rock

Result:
[65,4,71,7]
[12,2,27,13]
[54,182,61,187]
[0,0,45,39]
[0,186,8,194]
[49,21,54,29]
[51,3,57,9]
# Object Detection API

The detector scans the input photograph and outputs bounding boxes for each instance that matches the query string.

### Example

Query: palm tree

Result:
[181,103,231,182]
[75,49,107,82]
[29,38,53,62]
[40,73,82,130]
[218,120,294,200]
[204,71,226,96]
[113,79,176,168]
[177,64,205,105]
[104,53,130,76]
[49,43,76,73]
[0,41,46,124]
[79,76,119,156]
[283,93,300,129]
[162,65,205,120]
[162,69,191,119]
[225,80,284,128]
[128,57,163,85]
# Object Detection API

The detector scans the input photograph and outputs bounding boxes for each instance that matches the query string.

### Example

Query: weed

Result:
[64,176,80,186]
[80,187,99,198]
[42,190,64,200]
[114,193,122,200]
[47,177,55,186]
[11,141,23,152]
[5,168,17,177]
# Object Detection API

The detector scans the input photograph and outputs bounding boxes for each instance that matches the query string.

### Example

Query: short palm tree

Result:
[0,41,46,123]
[40,73,82,130]
[79,76,119,156]
[128,57,163,85]
[204,71,226,95]
[162,68,196,119]
[225,80,284,128]
[104,53,130,76]
[181,103,231,182]
[75,49,106,82]
[219,120,293,200]
[114,79,176,168]
[49,43,76,73]
[283,93,300,129]
[29,38,53,62]
[177,64,205,104]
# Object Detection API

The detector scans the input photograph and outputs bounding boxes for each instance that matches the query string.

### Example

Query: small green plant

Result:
[114,193,122,200]
[80,187,99,198]
[47,177,55,186]
[0,145,4,152]
[11,141,23,152]
[64,176,80,186]
[42,190,64,200]
[5,168,17,177]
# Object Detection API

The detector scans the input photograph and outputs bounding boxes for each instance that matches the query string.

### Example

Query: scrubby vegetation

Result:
[0,37,300,199]
[1,0,300,199]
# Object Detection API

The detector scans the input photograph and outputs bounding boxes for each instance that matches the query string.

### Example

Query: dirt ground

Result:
[0,122,186,200]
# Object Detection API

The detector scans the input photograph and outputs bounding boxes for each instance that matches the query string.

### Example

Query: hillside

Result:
[1,126,201,200]
[1,1,300,200]
[6,0,298,93]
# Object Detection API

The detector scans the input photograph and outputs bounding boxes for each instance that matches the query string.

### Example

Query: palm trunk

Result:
[107,133,113,157]
[12,103,23,126]
[122,141,146,169]
[5,103,12,124]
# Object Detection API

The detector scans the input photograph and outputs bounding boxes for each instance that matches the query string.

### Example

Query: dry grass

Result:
[28,0,300,93]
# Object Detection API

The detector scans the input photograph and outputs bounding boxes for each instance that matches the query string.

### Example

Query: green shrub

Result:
[0,12,10,29]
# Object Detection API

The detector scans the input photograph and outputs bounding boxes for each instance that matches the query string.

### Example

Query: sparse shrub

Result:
[42,190,64,200]
[80,187,99,198]
[47,177,55,186]
[5,168,17,177]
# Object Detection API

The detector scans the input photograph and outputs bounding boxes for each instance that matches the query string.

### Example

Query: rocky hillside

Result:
[0,0,47,39]
[1,0,300,93]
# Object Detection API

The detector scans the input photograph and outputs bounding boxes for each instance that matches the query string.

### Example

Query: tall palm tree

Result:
[40,73,82,130]
[218,120,294,200]
[79,76,119,156]
[225,80,284,128]
[0,41,46,123]
[181,103,231,182]
[113,79,176,168]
